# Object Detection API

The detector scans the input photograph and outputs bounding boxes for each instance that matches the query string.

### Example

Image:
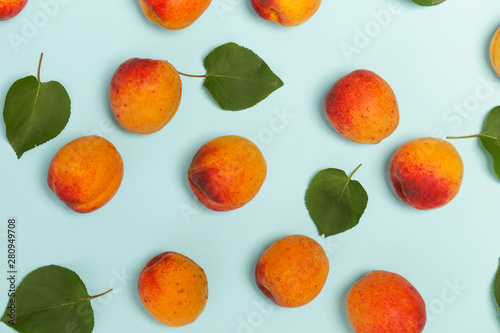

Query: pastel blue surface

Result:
[1,0,500,332]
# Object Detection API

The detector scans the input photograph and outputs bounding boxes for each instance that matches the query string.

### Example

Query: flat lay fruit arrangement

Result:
[1,0,500,332]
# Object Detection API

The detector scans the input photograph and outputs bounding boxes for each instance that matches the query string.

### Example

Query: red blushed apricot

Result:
[110,58,181,134]
[324,69,399,144]
[138,0,212,30]
[346,270,426,333]
[47,136,123,213]
[137,252,208,327]
[255,235,329,307]
[0,0,28,21]
[250,0,322,26]
[390,137,463,210]
[187,135,267,211]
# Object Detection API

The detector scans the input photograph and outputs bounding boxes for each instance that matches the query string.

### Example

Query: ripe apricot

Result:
[390,137,463,210]
[110,58,181,134]
[187,135,267,211]
[346,270,426,333]
[324,69,399,144]
[47,136,123,213]
[255,235,329,307]
[138,252,208,327]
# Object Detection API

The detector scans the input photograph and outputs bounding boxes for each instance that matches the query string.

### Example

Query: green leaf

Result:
[480,106,500,180]
[1,265,111,333]
[494,258,500,311]
[3,55,70,158]
[203,42,283,111]
[411,0,446,6]
[305,164,368,237]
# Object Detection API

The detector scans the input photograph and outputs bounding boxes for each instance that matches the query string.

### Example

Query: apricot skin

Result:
[250,0,322,26]
[0,0,28,21]
[110,58,181,134]
[390,137,463,210]
[138,0,211,30]
[187,135,267,212]
[47,136,123,213]
[346,270,426,333]
[255,235,329,307]
[137,252,208,327]
[490,27,500,77]
[324,69,399,144]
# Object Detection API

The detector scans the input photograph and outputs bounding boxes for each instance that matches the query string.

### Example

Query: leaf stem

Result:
[37,53,44,82]
[177,71,207,78]
[349,164,362,179]
[90,288,113,300]
[446,134,480,139]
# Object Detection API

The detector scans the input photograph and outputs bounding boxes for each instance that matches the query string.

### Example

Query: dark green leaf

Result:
[1,265,99,333]
[411,0,445,6]
[494,258,500,311]
[3,75,70,158]
[305,165,368,237]
[480,106,500,180]
[203,42,283,111]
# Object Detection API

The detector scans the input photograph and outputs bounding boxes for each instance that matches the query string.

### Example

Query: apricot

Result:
[137,252,208,327]
[0,0,28,21]
[346,270,426,333]
[110,58,182,134]
[490,27,500,77]
[250,0,322,26]
[138,0,211,30]
[255,235,329,307]
[187,135,267,211]
[390,137,463,210]
[324,69,399,144]
[47,136,123,213]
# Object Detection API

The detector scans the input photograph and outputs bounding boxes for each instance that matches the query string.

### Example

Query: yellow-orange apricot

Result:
[138,252,208,327]
[47,136,123,213]
[187,135,267,211]
[250,0,322,26]
[110,58,181,134]
[255,235,329,307]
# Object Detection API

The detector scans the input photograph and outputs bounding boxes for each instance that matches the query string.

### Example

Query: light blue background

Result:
[1,0,500,332]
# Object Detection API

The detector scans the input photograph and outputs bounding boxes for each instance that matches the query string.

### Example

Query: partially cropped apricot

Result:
[324,69,399,144]
[110,58,182,134]
[490,27,500,77]
[0,0,28,21]
[187,135,267,211]
[138,252,208,327]
[47,136,123,213]
[255,235,329,307]
[138,0,211,30]
[250,0,322,27]
[346,270,426,333]
[390,137,463,210]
